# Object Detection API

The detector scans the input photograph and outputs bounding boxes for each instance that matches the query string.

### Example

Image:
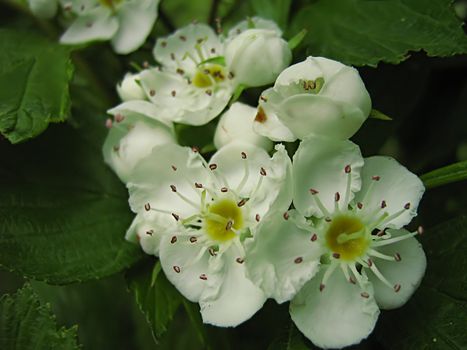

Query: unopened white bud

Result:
[214,102,273,151]
[117,73,147,102]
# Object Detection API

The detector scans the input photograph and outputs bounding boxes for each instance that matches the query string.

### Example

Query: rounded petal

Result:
[367,229,426,310]
[60,7,118,45]
[200,246,266,327]
[354,156,425,229]
[103,107,175,182]
[153,23,222,73]
[225,28,291,87]
[140,69,231,125]
[109,100,172,128]
[111,0,160,54]
[253,88,296,142]
[290,267,380,349]
[116,73,147,102]
[28,0,58,19]
[127,143,209,219]
[214,102,273,151]
[292,135,363,218]
[278,94,367,140]
[245,210,323,303]
[125,210,178,256]
[159,233,210,302]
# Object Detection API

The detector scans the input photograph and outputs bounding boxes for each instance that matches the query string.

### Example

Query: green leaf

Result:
[182,299,209,347]
[369,109,393,121]
[0,29,73,143]
[0,111,143,284]
[288,29,308,50]
[0,284,79,350]
[290,0,467,66]
[420,160,467,189]
[251,0,292,30]
[375,215,467,349]
[126,259,183,341]
[268,323,310,350]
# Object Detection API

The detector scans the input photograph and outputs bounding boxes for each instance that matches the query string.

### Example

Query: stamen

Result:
[364,259,394,290]
[225,220,233,231]
[309,189,331,217]
[199,274,207,280]
[146,230,153,236]
[236,257,244,264]
[344,165,353,205]
[195,182,203,188]
[171,165,177,171]
[189,236,197,243]
[357,202,363,209]
[360,292,370,298]
[371,230,418,247]
[294,257,303,264]
[173,266,181,273]
[394,252,402,261]
[348,263,365,289]
[237,198,248,207]
[394,284,401,293]
[359,176,380,205]
[310,233,318,241]
[171,236,177,244]
[368,248,398,261]
[321,262,339,290]
[283,212,289,220]
[236,154,250,193]
[249,171,265,199]
[172,213,180,221]
[209,163,217,170]
[255,214,260,222]
[169,185,199,209]
[334,191,340,212]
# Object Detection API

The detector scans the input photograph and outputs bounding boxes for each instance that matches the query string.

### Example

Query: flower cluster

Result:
[99,17,426,349]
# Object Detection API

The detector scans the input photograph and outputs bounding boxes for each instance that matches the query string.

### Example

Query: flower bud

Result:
[225,28,291,87]
[116,73,147,102]
[103,104,176,182]
[28,0,58,19]
[214,102,273,151]
[254,56,371,141]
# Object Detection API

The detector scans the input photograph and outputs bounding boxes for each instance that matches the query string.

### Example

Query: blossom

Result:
[224,17,292,88]
[246,135,426,348]
[135,18,290,126]
[126,141,292,326]
[253,56,371,142]
[60,0,160,54]
[214,102,273,151]
[116,73,147,102]
[28,0,59,19]
[102,101,175,182]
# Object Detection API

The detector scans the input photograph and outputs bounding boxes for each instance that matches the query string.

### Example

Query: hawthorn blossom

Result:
[60,0,160,54]
[253,56,371,142]
[246,135,426,348]
[125,141,292,326]
[117,73,147,102]
[28,0,59,18]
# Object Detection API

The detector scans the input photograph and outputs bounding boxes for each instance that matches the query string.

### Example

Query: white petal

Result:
[153,23,222,73]
[253,88,296,142]
[125,210,177,256]
[214,102,273,151]
[127,143,209,219]
[103,107,175,182]
[292,135,363,218]
[111,0,159,54]
[245,210,323,303]
[159,233,210,302]
[290,267,380,349]
[28,0,58,19]
[354,156,425,229]
[139,69,231,125]
[60,7,118,45]
[108,100,172,128]
[367,229,426,310]
[199,245,266,327]
[278,94,367,140]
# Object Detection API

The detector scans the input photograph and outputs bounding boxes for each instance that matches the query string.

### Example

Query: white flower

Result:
[116,73,147,102]
[214,102,273,151]
[224,17,292,87]
[60,0,160,54]
[102,100,175,182]
[138,23,232,125]
[126,141,292,326]
[246,135,426,349]
[28,0,59,19]
[253,56,372,142]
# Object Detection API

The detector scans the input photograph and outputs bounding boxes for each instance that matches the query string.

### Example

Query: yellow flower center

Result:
[192,64,226,88]
[325,215,370,261]
[204,198,243,242]
[99,0,122,9]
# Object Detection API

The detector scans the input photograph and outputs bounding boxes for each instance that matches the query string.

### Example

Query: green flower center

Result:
[204,198,243,242]
[325,215,370,261]
[193,64,226,88]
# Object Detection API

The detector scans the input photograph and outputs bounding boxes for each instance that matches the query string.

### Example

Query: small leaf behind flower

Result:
[421,160,467,189]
